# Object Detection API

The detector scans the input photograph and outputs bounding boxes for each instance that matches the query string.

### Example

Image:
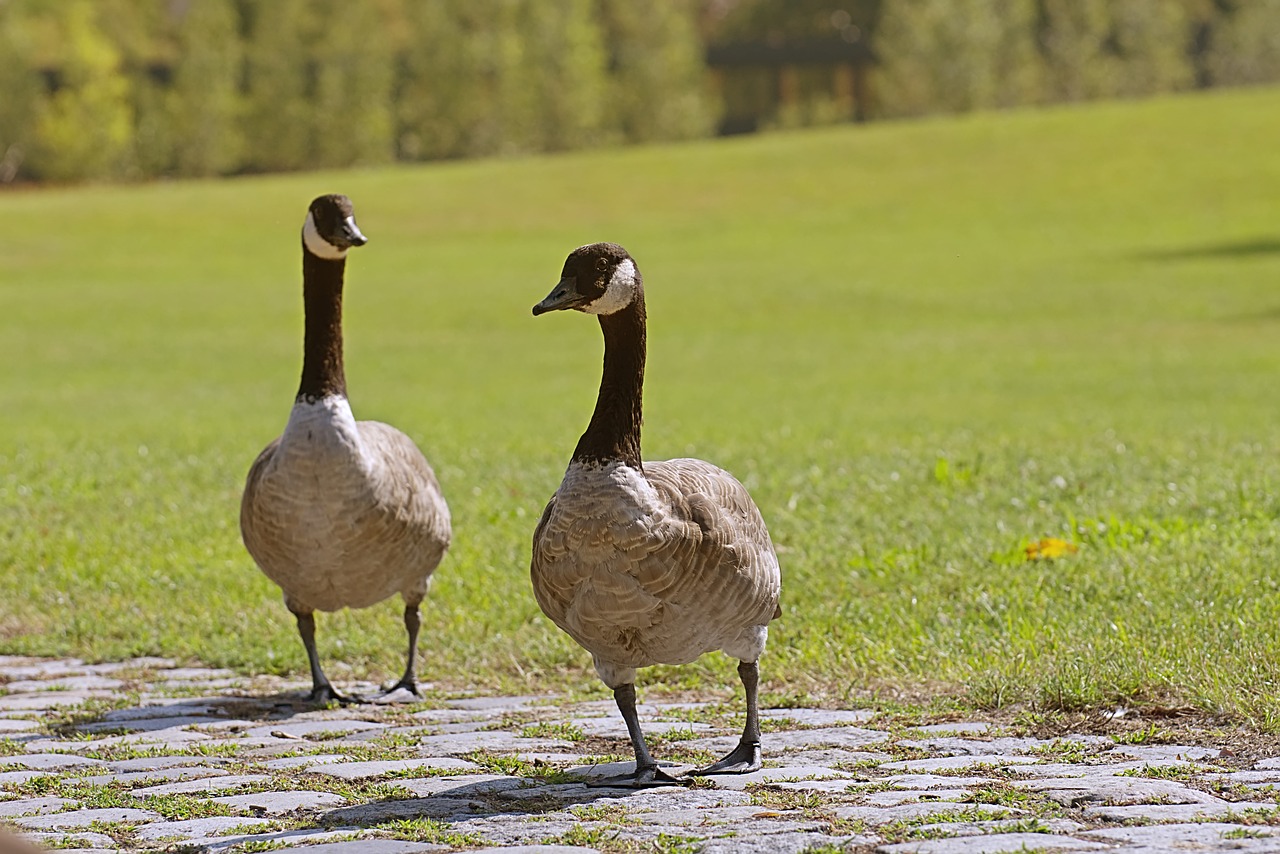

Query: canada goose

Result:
[241,194,451,704]
[530,242,782,787]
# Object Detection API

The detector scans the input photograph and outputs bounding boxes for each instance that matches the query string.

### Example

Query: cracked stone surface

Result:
[3,656,1280,852]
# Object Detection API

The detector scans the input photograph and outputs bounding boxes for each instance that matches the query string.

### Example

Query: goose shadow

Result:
[307,766,707,833]
[1127,237,1280,324]
[196,772,717,853]
[1134,237,1280,262]
[49,689,373,739]
[180,772,702,851]
[1219,305,1280,323]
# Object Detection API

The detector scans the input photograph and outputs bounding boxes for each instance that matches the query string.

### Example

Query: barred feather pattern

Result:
[241,396,451,614]
[532,458,781,687]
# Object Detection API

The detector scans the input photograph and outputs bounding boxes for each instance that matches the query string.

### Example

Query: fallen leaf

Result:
[1025,537,1079,561]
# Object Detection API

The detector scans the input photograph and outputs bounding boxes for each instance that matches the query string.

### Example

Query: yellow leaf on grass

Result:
[1025,537,1079,561]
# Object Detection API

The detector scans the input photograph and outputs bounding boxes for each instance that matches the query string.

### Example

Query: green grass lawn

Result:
[3,86,1280,724]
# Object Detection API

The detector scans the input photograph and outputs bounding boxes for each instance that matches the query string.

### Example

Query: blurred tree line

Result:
[0,0,712,182]
[0,0,1276,184]
[872,0,1280,117]
[705,0,1279,125]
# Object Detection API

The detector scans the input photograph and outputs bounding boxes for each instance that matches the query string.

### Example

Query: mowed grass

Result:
[3,86,1280,722]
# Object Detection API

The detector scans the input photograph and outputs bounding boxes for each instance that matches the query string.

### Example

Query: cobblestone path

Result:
[3,656,1280,852]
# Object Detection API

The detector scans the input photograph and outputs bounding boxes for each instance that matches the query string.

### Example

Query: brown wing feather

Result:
[359,421,452,548]
[643,459,781,631]
[530,458,780,670]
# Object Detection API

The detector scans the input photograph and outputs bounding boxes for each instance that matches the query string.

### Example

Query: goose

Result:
[530,242,782,787]
[241,194,451,704]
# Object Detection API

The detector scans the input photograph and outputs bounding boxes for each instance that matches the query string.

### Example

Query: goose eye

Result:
[596,258,609,272]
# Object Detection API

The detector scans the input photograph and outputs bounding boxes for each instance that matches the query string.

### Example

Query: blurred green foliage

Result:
[0,1,1277,184]
[0,0,712,182]
[713,0,1279,125]
[0,0,1274,184]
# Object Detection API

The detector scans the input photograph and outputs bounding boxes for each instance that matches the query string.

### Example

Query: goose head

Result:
[302,194,368,261]
[533,242,641,316]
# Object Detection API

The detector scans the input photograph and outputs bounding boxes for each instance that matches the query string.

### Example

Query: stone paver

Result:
[77,765,229,786]
[128,773,272,796]
[22,830,119,849]
[879,754,1038,772]
[279,842,447,853]
[0,771,47,787]
[2,655,1280,852]
[1012,773,1225,806]
[877,833,1109,852]
[0,719,40,733]
[14,807,163,830]
[305,757,480,779]
[211,789,348,815]
[1080,821,1280,850]
[0,796,78,817]
[835,802,1019,825]
[133,815,279,841]
[1082,800,1279,821]
[0,753,104,771]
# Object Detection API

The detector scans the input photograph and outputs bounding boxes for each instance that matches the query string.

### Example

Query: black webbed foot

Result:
[358,679,423,705]
[306,683,355,706]
[587,764,689,789]
[688,739,762,776]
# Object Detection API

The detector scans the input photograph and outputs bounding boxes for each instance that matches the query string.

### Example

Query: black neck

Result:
[573,299,646,468]
[296,249,347,402]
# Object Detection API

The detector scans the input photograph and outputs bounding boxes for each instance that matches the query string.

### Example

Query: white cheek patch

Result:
[584,259,637,315]
[302,211,347,260]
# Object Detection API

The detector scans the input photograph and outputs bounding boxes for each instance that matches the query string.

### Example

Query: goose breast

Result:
[242,409,450,613]
[532,458,780,669]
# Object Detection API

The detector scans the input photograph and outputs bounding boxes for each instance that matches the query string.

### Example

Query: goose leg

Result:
[588,683,686,788]
[691,660,763,775]
[293,611,352,705]
[363,603,424,703]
